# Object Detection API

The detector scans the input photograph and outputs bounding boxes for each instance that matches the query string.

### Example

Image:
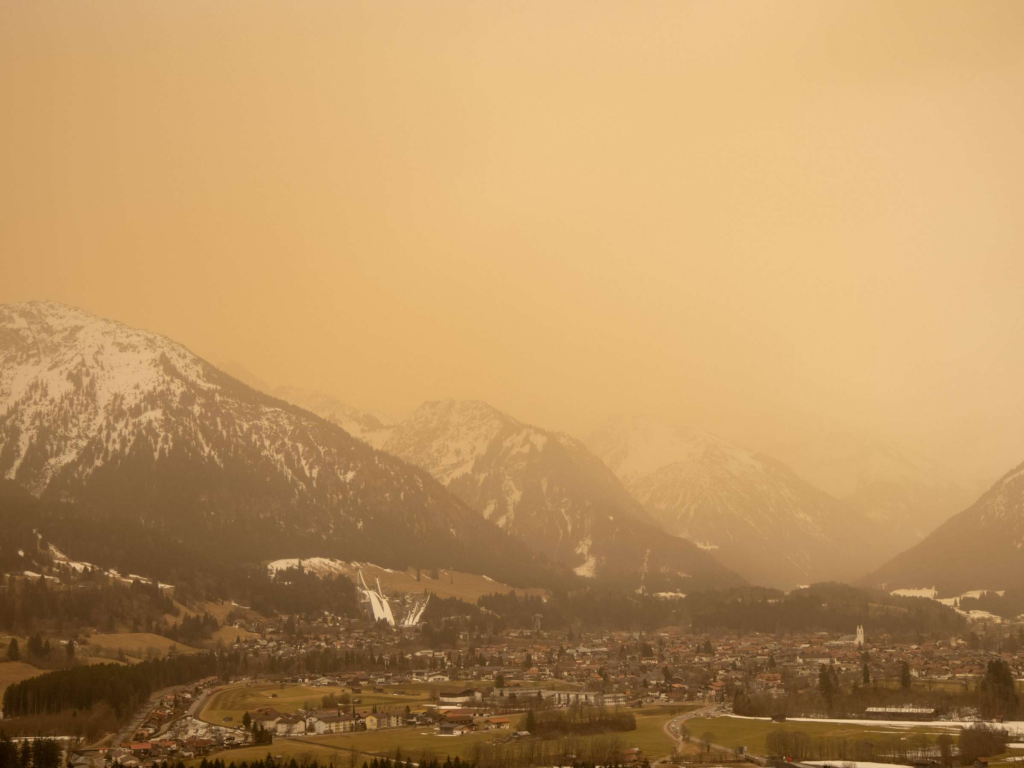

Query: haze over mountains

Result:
[367,399,743,591]
[3,301,1022,596]
[216,373,1024,594]
[586,416,884,588]
[865,459,1024,594]
[772,432,982,553]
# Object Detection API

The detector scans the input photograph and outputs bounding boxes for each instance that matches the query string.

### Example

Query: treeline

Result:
[421,582,964,638]
[162,612,218,645]
[733,658,1022,721]
[243,568,360,618]
[685,583,965,636]
[0,734,62,768]
[468,733,643,768]
[530,704,637,737]
[421,588,683,639]
[0,577,177,638]
[0,480,361,623]
[958,589,1024,621]
[2,652,224,719]
[256,646,448,677]
[765,724,1007,766]
[963,627,1024,654]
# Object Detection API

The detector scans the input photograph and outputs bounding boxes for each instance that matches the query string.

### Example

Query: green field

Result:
[201,684,433,725]
[683,716,953,756]
[193,702,700,766]
[308,706,695,761]
[85,632,203,661]
[200,679,587,726]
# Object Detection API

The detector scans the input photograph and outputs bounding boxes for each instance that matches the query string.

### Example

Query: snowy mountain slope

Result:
[586,416,882,588]
[360,400,744,591]
[0,301,555,586]
[272,386,394,443]
[214,363,394,443]
[770,433,980,553]
[864,459,1024,593]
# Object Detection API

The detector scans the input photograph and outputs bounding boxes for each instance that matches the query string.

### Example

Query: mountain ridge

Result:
[304,398,746,591]
[0,301,565,588]
[863,458,1024,593]
[586,415,884,588]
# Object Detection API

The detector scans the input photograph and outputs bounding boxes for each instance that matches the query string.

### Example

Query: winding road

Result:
[661,705,749,765]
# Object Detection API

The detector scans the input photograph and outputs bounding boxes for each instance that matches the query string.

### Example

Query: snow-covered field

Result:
[726,714,1024,737]
[889,587,1008,622]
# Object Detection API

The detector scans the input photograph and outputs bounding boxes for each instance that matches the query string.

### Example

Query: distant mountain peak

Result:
[587,415,882,588]
[590,415,760,481]
[295,398,744,590]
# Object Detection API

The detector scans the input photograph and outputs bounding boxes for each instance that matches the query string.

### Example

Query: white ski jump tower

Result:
[358,570,396,626]
[355,569,430,628]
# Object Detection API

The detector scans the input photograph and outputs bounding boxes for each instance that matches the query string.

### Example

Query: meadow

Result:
[192,698,701,766]
[200,683,434,725]
[84,632,203,661]
[683,715,950,756]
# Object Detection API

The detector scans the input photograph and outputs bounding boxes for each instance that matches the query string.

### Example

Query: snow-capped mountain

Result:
[358,400,744,591]
[770,432,980,555]
[586,416,882,588]
[864,459,1024,593]
[0,301,553,586]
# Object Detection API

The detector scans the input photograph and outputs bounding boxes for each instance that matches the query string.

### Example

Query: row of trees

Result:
[765,724,1008,766]
[162,612,219,645]
[467,734,645,768]
[0,734,62,768]
[527,703,637,737]
[734,657,1022,721]
[685,583,966,637]
[419,583,969,642]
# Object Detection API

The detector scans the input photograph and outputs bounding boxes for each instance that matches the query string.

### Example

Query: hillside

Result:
[771,432,980,559]
[586,416,882,589]
[864,459,1024,593]
[271,386,394,444]
[354,400,744,592]
[0,301,561,590]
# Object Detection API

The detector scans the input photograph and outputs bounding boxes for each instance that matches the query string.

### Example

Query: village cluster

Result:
[61,614,1023,768]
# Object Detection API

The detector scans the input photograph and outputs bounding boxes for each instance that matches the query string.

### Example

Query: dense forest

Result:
[683,583,965,636]
[0,735,62,768]
[2,652,231,719]
[422,588,683,635]
[957,588,1024,620]
[418,583,964,639]
[0,577,178,637]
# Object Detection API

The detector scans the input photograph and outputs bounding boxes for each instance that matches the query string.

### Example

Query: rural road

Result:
[94,684,188,749]
[661,705,744,765]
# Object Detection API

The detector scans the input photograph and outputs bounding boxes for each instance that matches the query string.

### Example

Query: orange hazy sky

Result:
[2,1,1023,483]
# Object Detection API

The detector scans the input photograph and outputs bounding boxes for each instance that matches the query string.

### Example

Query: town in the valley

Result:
[3,571,1021,768]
